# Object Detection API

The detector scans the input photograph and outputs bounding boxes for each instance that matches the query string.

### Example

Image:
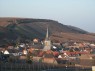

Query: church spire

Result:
[46,27,49,40]
[43,27,51,51]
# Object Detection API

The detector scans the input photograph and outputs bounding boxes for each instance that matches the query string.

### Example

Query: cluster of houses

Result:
[0,28,95,67]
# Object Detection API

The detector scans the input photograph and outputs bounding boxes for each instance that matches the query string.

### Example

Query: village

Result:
[0,28,95,71]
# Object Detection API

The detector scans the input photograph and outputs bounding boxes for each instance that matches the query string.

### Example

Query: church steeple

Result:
[43,27,51,51]
[46,27,49,40]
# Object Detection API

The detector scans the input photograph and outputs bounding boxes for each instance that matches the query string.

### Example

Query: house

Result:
[3,50,9,55]
[78,54,95,66]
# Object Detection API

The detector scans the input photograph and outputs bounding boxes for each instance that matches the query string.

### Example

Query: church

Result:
[43,27,51,51]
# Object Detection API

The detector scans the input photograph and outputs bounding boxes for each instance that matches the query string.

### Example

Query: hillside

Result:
[0,17,95,45]
[51,33,95,43]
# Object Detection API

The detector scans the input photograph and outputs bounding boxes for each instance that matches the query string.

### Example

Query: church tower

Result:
[43,27,51,51]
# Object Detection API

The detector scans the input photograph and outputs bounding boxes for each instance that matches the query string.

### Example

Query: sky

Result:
[0,0,95,32]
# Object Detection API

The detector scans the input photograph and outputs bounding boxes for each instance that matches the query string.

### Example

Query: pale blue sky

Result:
[0,0,95,32]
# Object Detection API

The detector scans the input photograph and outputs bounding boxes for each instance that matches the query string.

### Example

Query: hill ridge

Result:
[0,17,95,45]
